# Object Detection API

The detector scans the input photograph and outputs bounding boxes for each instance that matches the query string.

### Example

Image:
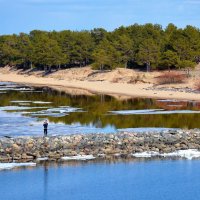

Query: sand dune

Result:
[0,66,200,101]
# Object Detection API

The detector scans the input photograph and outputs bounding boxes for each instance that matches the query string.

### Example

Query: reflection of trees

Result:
[1,88,200,129]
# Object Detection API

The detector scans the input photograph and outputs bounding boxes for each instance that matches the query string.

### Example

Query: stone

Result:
[1,130,200,162]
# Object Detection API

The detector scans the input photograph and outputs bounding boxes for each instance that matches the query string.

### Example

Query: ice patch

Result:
[32,101,52,104]
[11,100,52,104]
[0,106,51,112]
[36,157,49,161]
[10,101,32,103]
[109,109,164,115]
[31,113,67,117]
[132,149,200,160]
[109,109,200,115]
[0,162,36,170]
[151,110,200,114]
[133,151,160,158]
[0,106,33,111]
[19,103,31,106]
[61,155,95,161]
[162,149,200,160]
[13,88,34,91]
[47,107,82,113]
[0,88,33,91]
[29,106,83,117]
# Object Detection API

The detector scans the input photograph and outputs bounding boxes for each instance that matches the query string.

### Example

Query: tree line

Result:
[0,23,200,72]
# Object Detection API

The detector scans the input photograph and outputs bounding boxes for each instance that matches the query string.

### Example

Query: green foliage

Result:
[160,50,179,70]
[178,60,196,69]
[0,23,200,70]
[112,34,134,68]
[137,38,160,69]
[92,39,120,70]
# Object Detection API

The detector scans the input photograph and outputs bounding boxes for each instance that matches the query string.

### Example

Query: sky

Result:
[0,0,200,35]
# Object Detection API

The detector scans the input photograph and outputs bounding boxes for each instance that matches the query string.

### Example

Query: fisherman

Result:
[43,120,48,136]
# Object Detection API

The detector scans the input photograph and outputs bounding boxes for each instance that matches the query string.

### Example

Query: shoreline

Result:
[1,70,200,101]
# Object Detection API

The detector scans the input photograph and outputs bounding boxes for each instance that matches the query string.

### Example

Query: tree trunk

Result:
[100,64,103,71]
[187,68,190,77]
[125,61,127,69]
[146,62,150,72]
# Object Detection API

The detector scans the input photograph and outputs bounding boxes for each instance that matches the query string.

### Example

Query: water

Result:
[1,82,200,200]
[1,82,200,136]
[0,159,200,200]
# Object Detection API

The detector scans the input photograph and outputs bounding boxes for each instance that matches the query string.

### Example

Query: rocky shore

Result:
[1,129,200,162]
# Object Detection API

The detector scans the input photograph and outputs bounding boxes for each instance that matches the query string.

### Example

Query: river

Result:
[1,82,200,137]
[1,82,200,200]
[1,159,200,200]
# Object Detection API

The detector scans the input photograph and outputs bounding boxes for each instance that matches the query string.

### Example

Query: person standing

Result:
[43,120,48,136]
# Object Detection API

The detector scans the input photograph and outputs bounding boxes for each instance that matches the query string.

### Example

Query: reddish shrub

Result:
[156,72,187,84]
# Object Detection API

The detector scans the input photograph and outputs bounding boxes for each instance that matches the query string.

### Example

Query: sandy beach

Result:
[0,66,200,101]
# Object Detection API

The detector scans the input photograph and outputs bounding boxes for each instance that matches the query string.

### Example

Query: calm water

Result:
[1,82,200,136]
[1,82,200,200]
[0,159,200,200]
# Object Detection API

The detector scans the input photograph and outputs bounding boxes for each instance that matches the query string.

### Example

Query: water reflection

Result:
[1,158,200,200]
[1,82,200,136]
[44,162,48,200]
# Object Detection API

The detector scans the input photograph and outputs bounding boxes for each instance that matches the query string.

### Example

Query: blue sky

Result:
[0,0,200,35]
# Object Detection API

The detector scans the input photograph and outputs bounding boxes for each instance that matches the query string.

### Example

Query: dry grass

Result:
[156,72,187,85]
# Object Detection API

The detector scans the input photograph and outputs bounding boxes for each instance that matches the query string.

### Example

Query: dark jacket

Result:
[43,122,48,129]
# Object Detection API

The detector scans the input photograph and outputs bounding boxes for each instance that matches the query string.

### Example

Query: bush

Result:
[156,72,187,84]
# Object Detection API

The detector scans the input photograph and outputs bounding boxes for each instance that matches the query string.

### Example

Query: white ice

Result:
[0,162,36,170]
[109,109,200,115]
[32,101,52,104]
[133,151,160,158]
[36,157,49,161]
[31,113,67,117]
[0,106,50,111]
[47,107,82,113]
[132,149,200,160]
[61,155,95,161]
[161,149,200,160]
[109,109,164,115]
[10,101,32,103]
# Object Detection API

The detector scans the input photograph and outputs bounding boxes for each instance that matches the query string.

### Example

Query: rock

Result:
[0,156,11,162]
[174,143,181,148]
[12,144,21,151]
[21,153,34,160]
[26,143,34,149]
[1,130,200,162]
